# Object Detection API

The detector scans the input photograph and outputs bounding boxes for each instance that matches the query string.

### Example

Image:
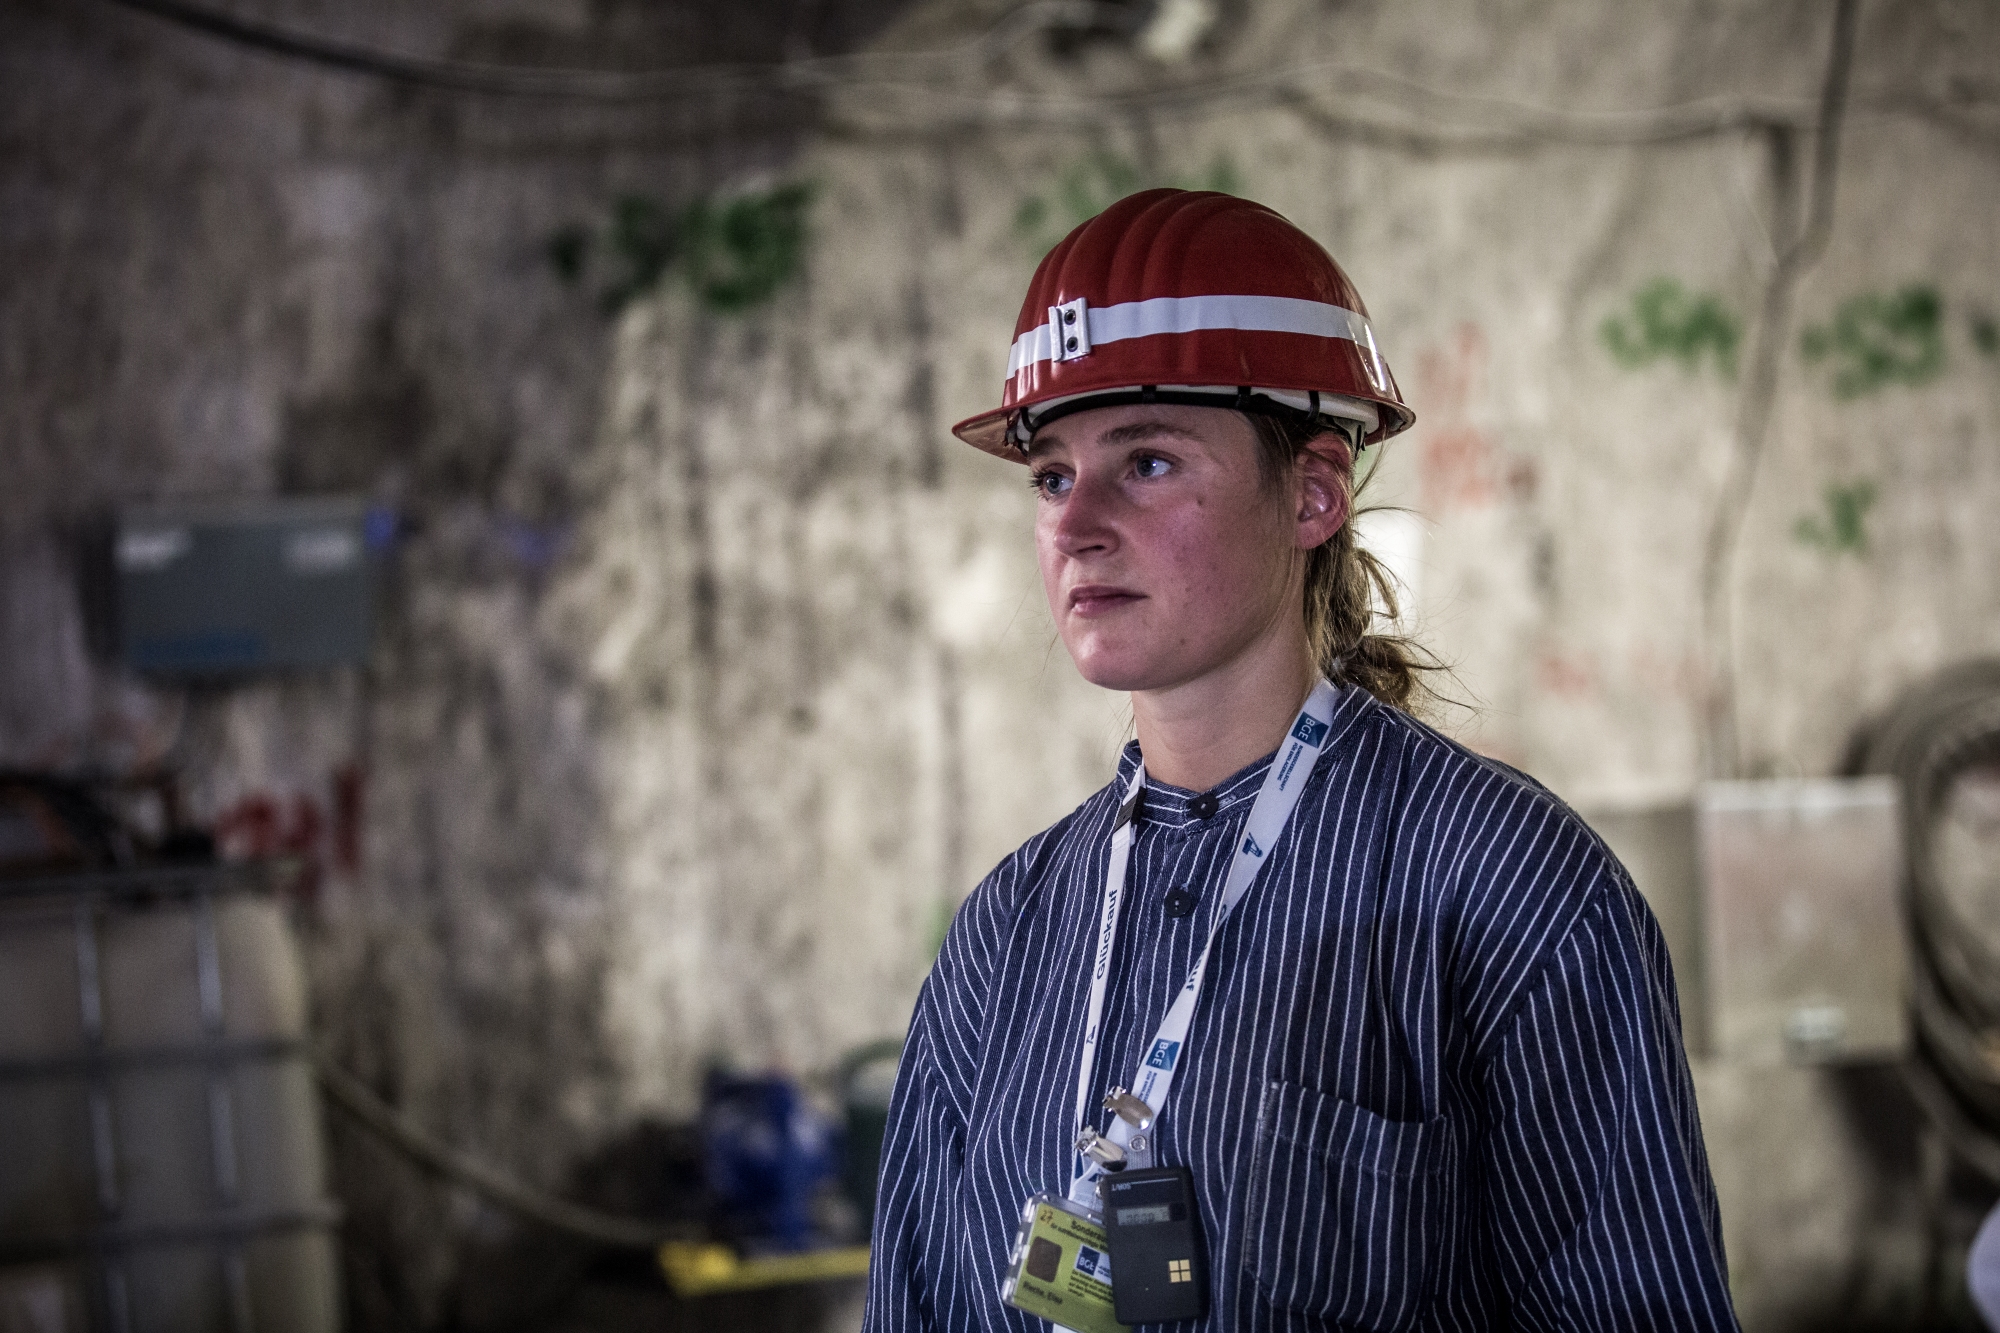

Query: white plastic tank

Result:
[0,866,340,1333]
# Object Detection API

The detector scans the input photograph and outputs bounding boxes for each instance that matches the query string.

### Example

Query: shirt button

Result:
[1163,887,1198,918]
[1188,793,1219,820]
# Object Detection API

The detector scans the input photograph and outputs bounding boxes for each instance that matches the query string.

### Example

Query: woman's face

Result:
[1027,403,1341,695]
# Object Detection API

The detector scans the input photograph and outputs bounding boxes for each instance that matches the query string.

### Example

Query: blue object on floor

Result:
[701,1071,841,1251]
[1972,1199,2000,1331]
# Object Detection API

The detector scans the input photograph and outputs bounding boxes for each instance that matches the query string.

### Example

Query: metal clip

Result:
[1102,1087,1155,1131]
[1048,298,1090,362]
[1075,1126,1127,1170]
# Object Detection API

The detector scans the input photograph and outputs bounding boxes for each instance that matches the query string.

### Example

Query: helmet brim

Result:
[950,406,1019,461]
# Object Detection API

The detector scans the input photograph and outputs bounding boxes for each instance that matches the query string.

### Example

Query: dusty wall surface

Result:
[3,0,1998,1327]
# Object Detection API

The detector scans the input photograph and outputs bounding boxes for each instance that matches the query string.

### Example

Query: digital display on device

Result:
[1102,1166,1205,1323]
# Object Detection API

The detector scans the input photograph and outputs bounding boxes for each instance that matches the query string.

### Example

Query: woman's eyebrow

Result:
[1028,418,1201,459]
[1097,420,1203,446]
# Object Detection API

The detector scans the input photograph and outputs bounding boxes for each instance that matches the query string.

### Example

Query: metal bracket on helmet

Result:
[1048,298,1091,362]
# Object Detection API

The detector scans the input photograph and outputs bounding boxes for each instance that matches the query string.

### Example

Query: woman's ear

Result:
[1292,431,1353,549]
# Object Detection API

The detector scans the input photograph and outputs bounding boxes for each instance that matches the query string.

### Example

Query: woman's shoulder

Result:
[1346,695,1604,869]
[1346,698,1655,1034]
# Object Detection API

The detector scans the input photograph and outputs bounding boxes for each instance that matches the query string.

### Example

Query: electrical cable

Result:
[97,0,1135,98]
[92,0,2000,156]
[1855,660,2000,1183]
[314,1050,691,1249]
[1698,0,1859,780]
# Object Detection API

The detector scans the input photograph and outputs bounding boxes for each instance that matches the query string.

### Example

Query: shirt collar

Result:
[1139,751,1269,830]
[1109,682,1373,830]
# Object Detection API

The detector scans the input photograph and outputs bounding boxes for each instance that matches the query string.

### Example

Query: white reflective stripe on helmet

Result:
[1006,295,1378,377]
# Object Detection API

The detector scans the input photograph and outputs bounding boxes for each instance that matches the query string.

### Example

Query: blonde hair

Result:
[1248,413,1440,713]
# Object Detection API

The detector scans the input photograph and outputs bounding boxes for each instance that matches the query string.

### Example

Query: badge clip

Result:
[1102,1087,1154,1131]
[1076,1126,1127,1170]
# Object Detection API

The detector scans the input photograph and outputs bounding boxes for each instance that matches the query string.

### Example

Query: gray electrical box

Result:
[1697,778,1906,1065]
[115,497,376,674]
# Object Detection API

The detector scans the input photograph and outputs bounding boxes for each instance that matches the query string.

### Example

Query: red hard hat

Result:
[953,188,1414,460]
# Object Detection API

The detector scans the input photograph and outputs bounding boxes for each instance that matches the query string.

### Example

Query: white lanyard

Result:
[1066,679,1340,1208]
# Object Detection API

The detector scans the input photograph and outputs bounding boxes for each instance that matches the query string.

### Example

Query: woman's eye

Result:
[1133,454,1172,479]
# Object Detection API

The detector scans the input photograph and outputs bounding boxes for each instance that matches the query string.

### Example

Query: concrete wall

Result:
[4,0,1999,1326]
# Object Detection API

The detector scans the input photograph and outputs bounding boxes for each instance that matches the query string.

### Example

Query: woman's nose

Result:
[1049,473,1120,558]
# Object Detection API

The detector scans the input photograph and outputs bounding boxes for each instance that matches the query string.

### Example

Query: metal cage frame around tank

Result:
[0,862,341,1333]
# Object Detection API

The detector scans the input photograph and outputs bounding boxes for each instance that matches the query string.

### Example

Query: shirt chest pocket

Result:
[1241,1081,1446,1332]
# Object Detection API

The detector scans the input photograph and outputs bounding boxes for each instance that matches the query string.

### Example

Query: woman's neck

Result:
[1130,640,1318,792]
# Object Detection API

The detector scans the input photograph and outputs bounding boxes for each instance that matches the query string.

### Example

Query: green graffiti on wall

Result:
[1799,285,1945,398]
[1971,311,1999,359]
[1599,279,1740,377]
[1014,152,1241,258]
[679,184,817,313]
[601,195,678,313]
[1792,480,1877,555]
[548,182,816,315]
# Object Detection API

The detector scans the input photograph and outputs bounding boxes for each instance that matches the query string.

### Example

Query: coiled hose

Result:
[1855,660,2000,1180]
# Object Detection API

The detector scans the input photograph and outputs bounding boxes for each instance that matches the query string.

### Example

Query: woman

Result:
[864,189,1735,1331]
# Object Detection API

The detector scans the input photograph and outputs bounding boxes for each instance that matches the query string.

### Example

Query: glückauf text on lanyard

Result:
[1000,680,1340,1330]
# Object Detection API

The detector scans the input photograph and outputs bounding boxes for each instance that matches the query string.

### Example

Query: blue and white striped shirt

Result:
[864,685,1737,1331]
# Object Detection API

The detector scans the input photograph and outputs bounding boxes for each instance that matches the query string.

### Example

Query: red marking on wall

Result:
[1537,643,1702,704]
[213,769,362,905]
[1629,644,1702,699]
[1422,426,1498,511]
[332,763,365,876]
[1537,651,1600,700]
[1417,324,1502,514]
[214,793,285,862]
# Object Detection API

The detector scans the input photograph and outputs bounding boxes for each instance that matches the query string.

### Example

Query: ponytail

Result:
[1248,413,1441,714]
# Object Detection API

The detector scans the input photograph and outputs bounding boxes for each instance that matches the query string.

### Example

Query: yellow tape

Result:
[657,1242,871,1296]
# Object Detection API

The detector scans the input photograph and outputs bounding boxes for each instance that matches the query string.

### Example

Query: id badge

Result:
[1102,1166,1206,1323]
[999,1194,1128,1333]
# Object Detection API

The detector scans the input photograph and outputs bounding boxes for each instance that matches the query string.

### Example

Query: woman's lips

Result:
[1068,585,1144,617]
